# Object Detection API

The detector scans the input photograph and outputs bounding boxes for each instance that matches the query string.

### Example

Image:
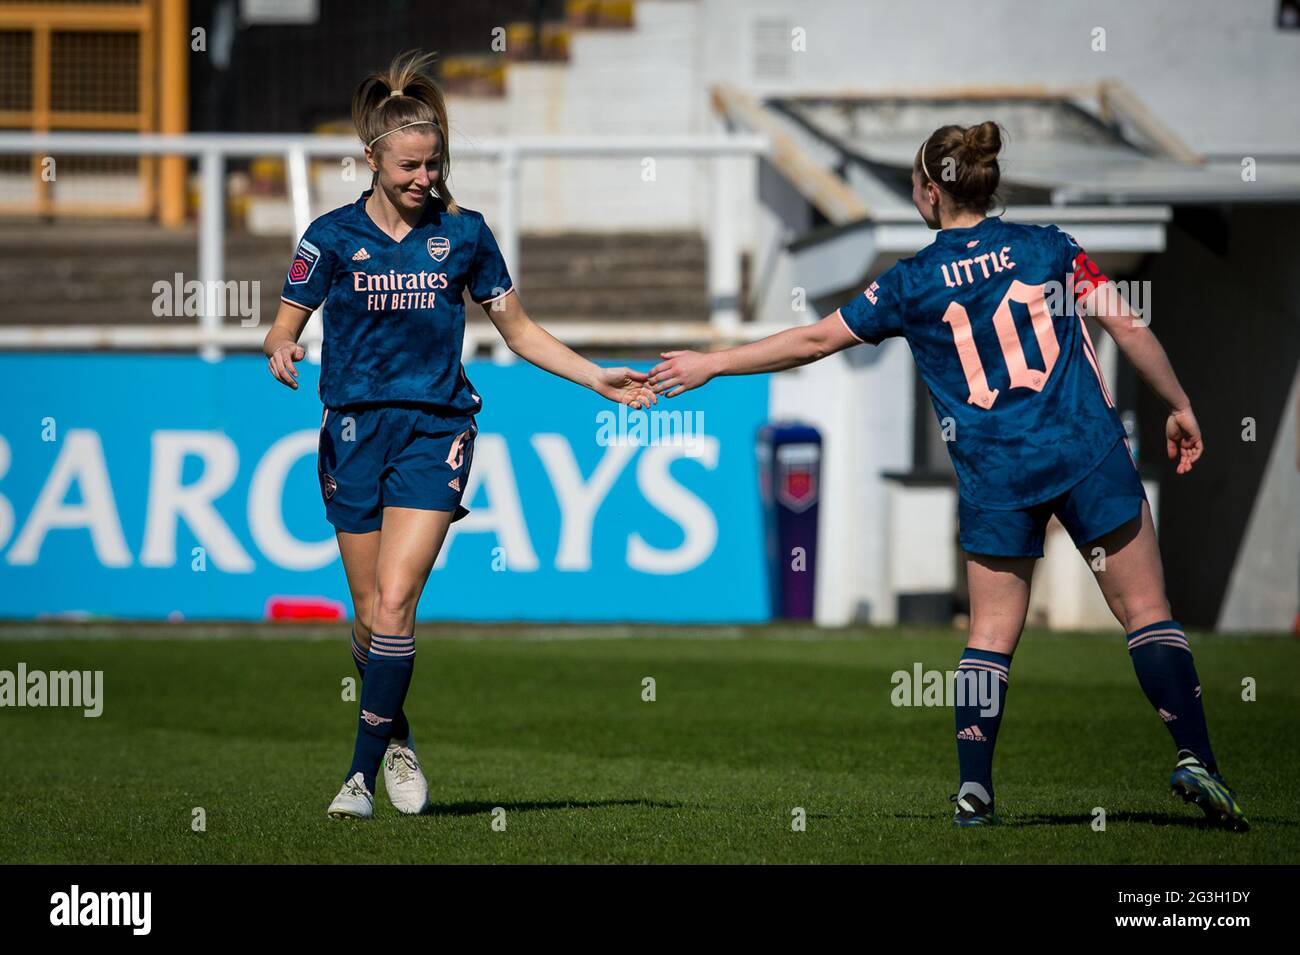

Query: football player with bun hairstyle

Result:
[650,121,1247,831]
[262,51,656,820]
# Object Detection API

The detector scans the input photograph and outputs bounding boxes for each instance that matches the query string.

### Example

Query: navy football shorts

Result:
[959,437,1146,559]
[317,404,477,534]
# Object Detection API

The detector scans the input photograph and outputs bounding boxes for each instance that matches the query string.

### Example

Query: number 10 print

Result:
[940,281,1059,409]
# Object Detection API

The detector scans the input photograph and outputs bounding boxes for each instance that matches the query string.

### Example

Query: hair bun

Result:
[913,122,1002,213]
[962,121,1002,163]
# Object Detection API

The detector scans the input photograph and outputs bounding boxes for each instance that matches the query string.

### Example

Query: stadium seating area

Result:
[0,222,710,328]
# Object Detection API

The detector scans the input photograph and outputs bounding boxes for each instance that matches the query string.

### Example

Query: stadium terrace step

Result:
[0,222,709,327]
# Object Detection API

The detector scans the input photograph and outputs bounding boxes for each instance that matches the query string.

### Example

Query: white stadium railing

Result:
[0,131,780,360]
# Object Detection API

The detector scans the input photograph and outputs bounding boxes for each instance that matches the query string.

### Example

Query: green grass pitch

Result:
[1,623,1295,864]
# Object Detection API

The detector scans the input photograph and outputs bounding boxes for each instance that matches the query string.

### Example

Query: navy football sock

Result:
[954,648,1012,808]
[1126,620,1217,773]
[351,629,411,741]
[347,633,415,793]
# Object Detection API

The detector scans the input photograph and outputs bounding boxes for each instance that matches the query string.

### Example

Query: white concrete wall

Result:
[887,484,959,595]
[444,0,1298,234]
[699,0,1300,156]
[1218,368,1300,632]
[447,0,723,232]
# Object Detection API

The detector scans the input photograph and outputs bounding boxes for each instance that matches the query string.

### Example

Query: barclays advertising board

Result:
[0,356,770,622]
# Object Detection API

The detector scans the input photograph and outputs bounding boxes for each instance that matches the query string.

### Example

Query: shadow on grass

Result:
[1012,811,1216,828]
[891,809,1283,829]
[421,798,684,817]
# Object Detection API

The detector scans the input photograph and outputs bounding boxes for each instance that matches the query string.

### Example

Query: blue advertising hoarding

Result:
[0,355,769,622]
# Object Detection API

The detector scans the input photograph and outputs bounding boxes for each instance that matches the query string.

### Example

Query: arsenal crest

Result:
[427,236,450,261]
[321,472,337,501]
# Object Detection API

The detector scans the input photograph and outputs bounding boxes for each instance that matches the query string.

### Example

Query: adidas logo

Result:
[1158,707,1177,722]
[447,476,461,491]
[956,725,987,741]
[351,247,371,261]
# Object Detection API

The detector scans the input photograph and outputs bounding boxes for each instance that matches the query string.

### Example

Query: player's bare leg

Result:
[952,554,1034,826]
[371,506,454,636]
[965,555,1035,655]
[1084,504,1169,633]
[1085,504,1247,830]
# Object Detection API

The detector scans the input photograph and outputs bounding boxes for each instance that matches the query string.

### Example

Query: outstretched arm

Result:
[483,290,656,409]
[648,311,860,398]
[1085,284,1202,474]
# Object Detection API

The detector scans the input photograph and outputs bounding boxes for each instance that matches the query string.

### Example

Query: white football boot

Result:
[327,772,374,820]
[383,736,430,815]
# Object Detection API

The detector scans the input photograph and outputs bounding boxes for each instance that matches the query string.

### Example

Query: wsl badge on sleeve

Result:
[288,238,321,285]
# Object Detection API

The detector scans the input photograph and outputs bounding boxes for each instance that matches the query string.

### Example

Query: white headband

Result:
[367,119,438,149]
[919,134,936,183]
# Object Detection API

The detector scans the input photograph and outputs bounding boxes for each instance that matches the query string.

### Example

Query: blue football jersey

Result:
[281,189,513,413]
[838,216,1126,509]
